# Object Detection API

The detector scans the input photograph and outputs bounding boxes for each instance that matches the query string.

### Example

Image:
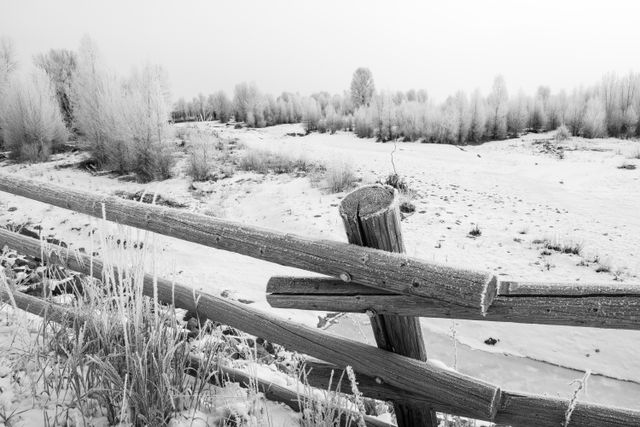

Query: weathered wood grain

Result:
[267,277,640,330]
[339,184,435,427]
[495,390,640,427]
[304,360,640,427]
[267,277,390,295]
[0,174,496,312]
[0,228,501,421]
[499,280,640,296]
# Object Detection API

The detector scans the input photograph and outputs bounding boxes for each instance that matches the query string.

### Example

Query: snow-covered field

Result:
[1,122,639,416]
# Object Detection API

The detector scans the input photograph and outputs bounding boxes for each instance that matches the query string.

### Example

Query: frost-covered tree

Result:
[529,96,547,132]
[581,96,606,138]
[1,68,68,162]
[123,64,174,181]
[487,75,508,139]
[0,37,18,148]
[209,90,232,123]
[34,49,77,127]
[453,91,469,143]
[468,89,486,143]
[71,36,127,167]
[507,91,528,136]
[173,97,187,121]
[350,67,375,108]
[416,89,428,103]
[302,97,321,133]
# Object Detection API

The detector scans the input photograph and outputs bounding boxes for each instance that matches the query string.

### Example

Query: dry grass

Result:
[0,225,375,426]
[238,147,316,175]
[324,160,358,193]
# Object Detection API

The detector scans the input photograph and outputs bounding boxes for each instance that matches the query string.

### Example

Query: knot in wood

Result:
[365,309,376,318]
[339,272,352,282]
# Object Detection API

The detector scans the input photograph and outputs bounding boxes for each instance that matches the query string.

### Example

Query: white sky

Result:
[2,0,639,102]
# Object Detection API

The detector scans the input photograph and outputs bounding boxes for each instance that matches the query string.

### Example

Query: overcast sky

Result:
[2,0,639,102]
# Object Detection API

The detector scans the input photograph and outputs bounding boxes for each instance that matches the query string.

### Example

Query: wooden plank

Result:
[0,228,501,421]
[304,360,640,427]
[266,277,640,330]
[0,173,497,312]
[494,390,640,427]
[267,276,391,295]
[499,281,640,296]
[338,185,435,427]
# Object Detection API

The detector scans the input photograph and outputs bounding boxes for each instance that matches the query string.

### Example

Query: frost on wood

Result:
[0,174,497,313]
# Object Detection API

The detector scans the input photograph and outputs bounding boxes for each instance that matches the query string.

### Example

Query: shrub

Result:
[325,160,358,193]
[384,173,409,192]
[72,37,174,181]
[186,133,215,181]
[555,124,571,141]
[1,68,68,162]
[468,224,482,237]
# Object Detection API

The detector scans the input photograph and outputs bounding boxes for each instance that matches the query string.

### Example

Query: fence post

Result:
[339,184,437,427]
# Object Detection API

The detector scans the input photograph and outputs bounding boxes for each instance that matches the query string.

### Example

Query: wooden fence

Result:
[0,173,639,426]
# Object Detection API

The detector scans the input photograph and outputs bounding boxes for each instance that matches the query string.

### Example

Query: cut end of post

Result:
[339,184,397,220]
[481,275,499,316]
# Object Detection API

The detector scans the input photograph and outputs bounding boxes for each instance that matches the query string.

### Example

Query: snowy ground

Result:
[1,122,639,415]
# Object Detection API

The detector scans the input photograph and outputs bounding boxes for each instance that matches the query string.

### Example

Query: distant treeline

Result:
[174,69,640,144]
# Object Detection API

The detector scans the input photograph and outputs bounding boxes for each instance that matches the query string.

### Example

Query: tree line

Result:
[176,68,640,144]
[0,36,174,180]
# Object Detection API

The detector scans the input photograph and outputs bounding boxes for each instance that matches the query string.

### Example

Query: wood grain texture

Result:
[0,228,501,421]
[303,360,640,427]
[0,173,496,312]
[499,280,640,296]
[495,390,640,427]
[339,184,435,427]
[267,277,640,330]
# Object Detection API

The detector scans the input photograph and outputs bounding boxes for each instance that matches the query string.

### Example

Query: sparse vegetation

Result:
[533,238,583,256]
[239,147,315,175]
[618,162,637,170]
[468,224,482,237]
[324,159,358,193]
[384,172,409,192]
[555,125,571,141]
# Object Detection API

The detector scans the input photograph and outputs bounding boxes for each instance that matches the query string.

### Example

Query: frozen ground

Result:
[1,122,639,414]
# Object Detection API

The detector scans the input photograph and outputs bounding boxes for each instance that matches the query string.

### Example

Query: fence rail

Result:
[1,174,640,426]
[0,174,496,313]
[266,277,640,330]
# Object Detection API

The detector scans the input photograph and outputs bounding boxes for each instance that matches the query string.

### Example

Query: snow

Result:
[1,122,639,419]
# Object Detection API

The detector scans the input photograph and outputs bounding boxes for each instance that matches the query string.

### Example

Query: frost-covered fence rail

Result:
[0,174,496,313]
[266,277,640,330]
